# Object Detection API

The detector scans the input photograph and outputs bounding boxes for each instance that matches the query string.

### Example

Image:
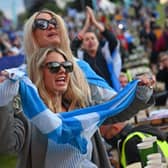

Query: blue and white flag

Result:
[6,68,139,154]
[0,54,25,71]
[76,58,115,91]
[102,41,122,92]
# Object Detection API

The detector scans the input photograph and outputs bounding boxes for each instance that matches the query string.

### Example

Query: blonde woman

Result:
[28,47,90,112]
[28,47,95,167]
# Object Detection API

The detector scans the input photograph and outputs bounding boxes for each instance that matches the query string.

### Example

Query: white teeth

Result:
[57,77,65,81]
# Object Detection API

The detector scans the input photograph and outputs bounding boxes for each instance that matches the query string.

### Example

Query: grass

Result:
[156,3,166,27]
[0,155,17,168]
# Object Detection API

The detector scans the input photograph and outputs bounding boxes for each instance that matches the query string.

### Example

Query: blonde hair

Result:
[23,9,71,59]
[28,47,91,112]
[23,9,91,110]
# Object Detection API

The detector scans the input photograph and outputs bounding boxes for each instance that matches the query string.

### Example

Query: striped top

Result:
[45,139,97,168]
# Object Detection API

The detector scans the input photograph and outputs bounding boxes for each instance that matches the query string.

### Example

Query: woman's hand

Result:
[136,73,156,89]
[0,70,19,106]
[0,71,9,83]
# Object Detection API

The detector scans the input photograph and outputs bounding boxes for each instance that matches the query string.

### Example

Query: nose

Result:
[48,23,56,30]
[58,65,66,73]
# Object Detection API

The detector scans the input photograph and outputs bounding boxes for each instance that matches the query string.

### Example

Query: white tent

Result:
[98,0,116,14]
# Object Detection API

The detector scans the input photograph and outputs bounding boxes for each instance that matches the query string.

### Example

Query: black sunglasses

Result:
[43,61,73,73]
[33,18,57,30]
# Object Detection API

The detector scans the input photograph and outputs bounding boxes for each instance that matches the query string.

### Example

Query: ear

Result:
[112,124,122,134]
[81,43,84,50]
[100,125,111,136]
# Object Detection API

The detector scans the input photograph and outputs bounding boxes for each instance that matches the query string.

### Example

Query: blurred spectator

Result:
[155,51,168,106]
[119,72,129,88]
[100,122,168,168]
[156,51,168,91]
[139,19,156,51]
[71,6,121,91]
[155,20,168,54]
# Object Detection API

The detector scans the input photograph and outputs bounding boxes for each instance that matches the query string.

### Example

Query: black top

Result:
[71,29,118,87]
[105,124,167,167]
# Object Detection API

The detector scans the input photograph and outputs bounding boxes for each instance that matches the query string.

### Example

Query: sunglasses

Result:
[43,61,73,73]
[33,18,57,30]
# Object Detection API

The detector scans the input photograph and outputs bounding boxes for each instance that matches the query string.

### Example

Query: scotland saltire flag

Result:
[102,41,122,92]
[76,58,115,91]
[6,67,139,154]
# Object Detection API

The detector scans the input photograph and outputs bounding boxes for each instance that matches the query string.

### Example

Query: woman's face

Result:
[33,12,61,47]
[42,51,70,97]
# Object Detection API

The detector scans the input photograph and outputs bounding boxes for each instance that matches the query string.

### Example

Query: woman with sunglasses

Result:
[28,47,89,113]
[0,8,155,168]
[28,47,97,168]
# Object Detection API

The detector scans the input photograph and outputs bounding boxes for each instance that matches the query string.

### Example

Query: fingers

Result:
[1,70,9,76]
[86,6,95,23]
[0,70,9,83]
[86,6,93,14]
[137,74,156,88]
[0,76,7,82]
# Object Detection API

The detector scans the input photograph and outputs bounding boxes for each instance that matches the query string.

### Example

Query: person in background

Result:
[154,51,168,105]
[71,6,120,90]
[100,122,168,168]
[119,72,129,88]
[156,51,168,93]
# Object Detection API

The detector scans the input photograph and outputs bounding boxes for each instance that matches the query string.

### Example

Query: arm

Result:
[71,7,91,56]
[101,29,118,53]
[103,86,155,124]
[87,6,104,33]
[101,74,155,124]
[0,76,26,154]
[0,101,26,154]
[87,6,118,52]
[70,36,82,57]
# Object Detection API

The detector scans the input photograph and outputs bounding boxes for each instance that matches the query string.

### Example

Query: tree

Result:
[67,0,93,11]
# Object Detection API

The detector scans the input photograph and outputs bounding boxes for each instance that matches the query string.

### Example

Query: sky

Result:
[0,0,25,20]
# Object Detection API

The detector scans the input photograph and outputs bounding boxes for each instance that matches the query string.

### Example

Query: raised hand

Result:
[0,71,9,83]
[86,6,96,25]
[136,73,156,89]
[86,6,105,32]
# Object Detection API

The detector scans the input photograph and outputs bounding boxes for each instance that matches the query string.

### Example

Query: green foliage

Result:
[156,3,166,27]
[0,155,17,168]
[42,2,64,15]
[66,0,92,11]
[17,12,29,28]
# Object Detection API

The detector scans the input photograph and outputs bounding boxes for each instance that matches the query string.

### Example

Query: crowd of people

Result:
[0,1,168,168]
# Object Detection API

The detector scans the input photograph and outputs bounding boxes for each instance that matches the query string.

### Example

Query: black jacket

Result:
[105,124,168,167]
[71,29,118,87]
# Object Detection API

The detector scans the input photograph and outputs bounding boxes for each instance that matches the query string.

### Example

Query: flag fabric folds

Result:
[6,67,139,154]
[102,41,122,92]
[0,54,25,71]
